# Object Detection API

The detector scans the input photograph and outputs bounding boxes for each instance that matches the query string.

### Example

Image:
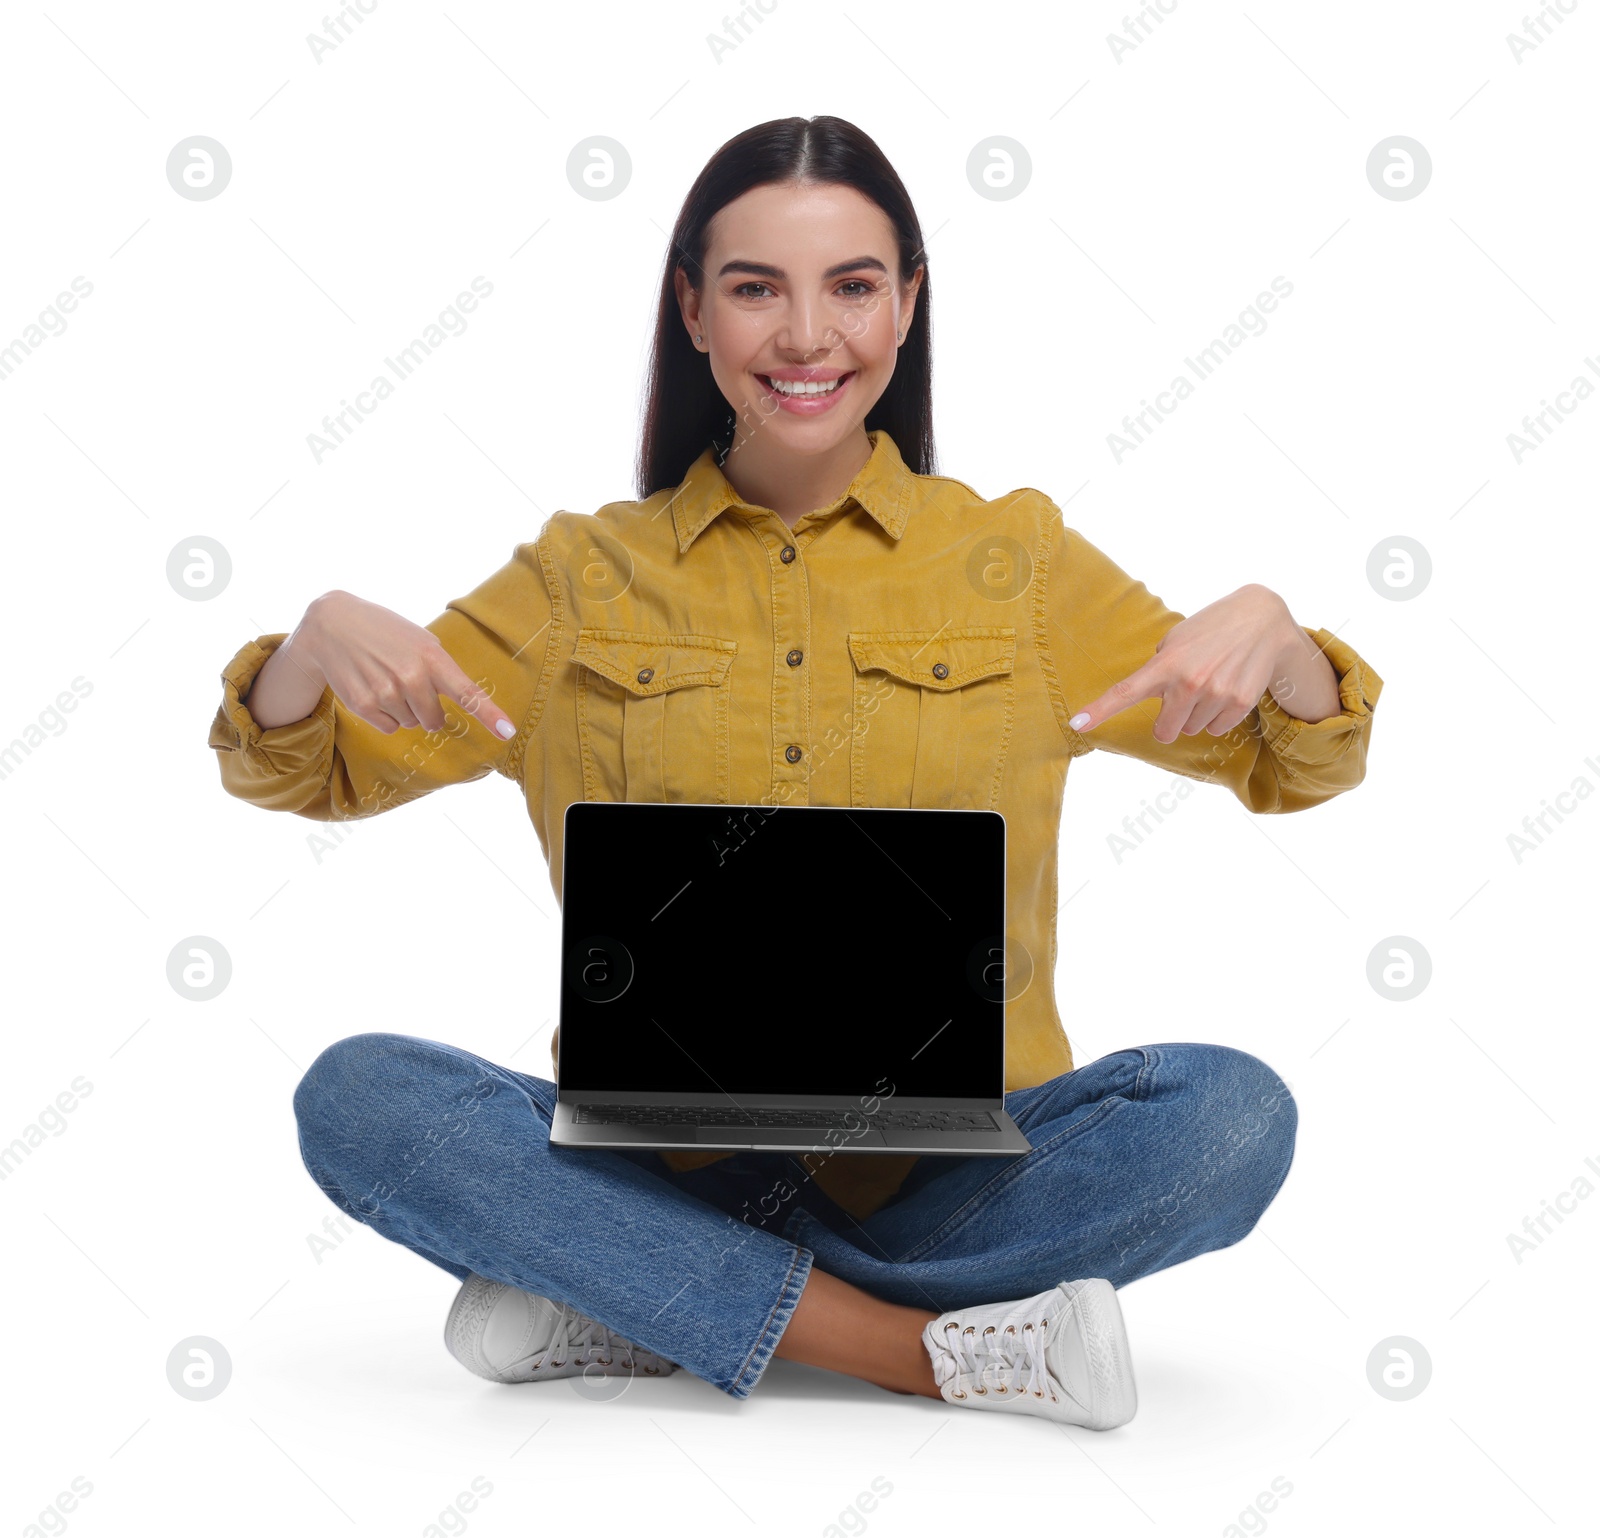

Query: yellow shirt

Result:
[209,428,1383,1223]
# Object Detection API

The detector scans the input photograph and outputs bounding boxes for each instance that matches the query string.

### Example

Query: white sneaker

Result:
[444,1273,678,1384]
[921,1278,1137,1429]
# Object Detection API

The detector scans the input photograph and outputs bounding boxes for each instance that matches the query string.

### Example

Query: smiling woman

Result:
[640,132,933,523]
[212,114,1383,1426]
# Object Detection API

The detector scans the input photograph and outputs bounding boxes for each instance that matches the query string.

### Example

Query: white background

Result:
[2,2,1594,1534]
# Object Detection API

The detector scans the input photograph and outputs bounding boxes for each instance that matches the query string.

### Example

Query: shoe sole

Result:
[1059,1278,1138,1430]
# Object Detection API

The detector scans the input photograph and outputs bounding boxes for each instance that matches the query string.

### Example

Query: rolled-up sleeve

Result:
[207,533,559,821]
[1038,507,1383,814]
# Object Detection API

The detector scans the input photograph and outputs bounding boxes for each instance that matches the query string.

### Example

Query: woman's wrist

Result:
[242,606,332,727]
[1261,593,1341,723]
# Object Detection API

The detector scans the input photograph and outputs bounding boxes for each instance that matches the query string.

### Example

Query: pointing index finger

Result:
[1067,654,1166,735]
[435,654,518,742]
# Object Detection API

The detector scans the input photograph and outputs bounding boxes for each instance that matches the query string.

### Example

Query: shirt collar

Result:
[668,428,914,553]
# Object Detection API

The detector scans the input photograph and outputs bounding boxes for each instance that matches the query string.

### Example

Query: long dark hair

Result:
[636,116,935,500]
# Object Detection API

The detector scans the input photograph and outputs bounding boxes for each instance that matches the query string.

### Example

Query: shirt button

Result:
[931,662,949,680]
[784,744,802,763]
[786,648,804,668]
[779,544,796,563]
[636,666,654,684]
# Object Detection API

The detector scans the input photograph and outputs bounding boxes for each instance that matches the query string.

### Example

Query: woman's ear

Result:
[898,263,925,341]
[673,266,703,347]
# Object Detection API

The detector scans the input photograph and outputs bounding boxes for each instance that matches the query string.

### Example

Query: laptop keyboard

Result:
[573,1104,999,1131]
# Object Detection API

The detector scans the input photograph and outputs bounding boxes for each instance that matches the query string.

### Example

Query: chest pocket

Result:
[572,628,738,803]
[847,627,1017,809]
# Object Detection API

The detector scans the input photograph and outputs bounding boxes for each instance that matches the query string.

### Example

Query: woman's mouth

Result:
[757,371,856,416]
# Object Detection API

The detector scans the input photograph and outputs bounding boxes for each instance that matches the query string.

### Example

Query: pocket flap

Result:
[848,627,1015,690]
[572,628,737,695]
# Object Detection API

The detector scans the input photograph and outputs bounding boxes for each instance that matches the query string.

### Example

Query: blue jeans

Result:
[292,1035,1296,1400]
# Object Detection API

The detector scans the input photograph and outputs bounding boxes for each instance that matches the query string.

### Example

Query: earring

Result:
[695,334,703,345]
[896,330,903,341]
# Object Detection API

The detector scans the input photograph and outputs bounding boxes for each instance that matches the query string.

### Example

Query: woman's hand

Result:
[297,590,519,740]
[1066,585,1303,744]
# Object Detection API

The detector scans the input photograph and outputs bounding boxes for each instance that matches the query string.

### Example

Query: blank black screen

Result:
[557,802,1006,1100]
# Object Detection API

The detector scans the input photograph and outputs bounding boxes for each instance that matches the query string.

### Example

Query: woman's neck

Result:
[720,428,874,529]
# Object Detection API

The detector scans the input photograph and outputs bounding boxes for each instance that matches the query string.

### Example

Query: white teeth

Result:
[766,375,845,397]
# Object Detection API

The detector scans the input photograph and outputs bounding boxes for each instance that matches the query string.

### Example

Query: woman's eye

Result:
[731,279,877,299]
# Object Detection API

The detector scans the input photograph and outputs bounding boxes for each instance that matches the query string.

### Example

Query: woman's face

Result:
[677,180,922,459]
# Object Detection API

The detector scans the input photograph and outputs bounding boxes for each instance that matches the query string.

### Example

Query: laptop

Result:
[549,801,1032,1157]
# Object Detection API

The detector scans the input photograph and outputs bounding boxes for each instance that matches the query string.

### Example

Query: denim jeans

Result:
[292,1034,1296,1400]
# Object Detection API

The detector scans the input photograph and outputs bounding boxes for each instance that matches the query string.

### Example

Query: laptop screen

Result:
[557,802,1006,1102]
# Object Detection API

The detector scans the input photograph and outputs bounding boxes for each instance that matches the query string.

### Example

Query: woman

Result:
[210,116,1382,1426]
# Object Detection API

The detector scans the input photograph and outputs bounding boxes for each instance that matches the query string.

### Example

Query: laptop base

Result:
[550,1100,1031,1157]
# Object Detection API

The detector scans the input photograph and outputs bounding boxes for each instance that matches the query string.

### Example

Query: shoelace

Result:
[933,1319,1056,1402]
[540,1302,672,1375]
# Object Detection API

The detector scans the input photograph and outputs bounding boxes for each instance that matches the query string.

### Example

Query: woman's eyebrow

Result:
[716,256,889,281]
